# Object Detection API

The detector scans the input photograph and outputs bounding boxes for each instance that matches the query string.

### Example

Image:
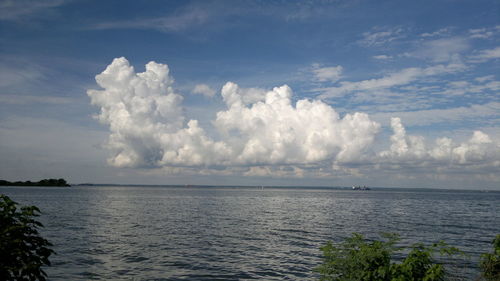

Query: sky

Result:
[0,0,499,189]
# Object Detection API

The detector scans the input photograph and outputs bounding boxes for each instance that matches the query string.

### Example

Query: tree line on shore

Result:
[0,178,70,187]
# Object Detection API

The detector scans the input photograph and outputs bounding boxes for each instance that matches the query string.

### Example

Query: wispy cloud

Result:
[0,94,72,104]
[0,0,68,21]
[342,75,500,115]
[317,61,465,99]
[440,79,500,96]
[359,26,405,47]
[0,61,45,88]
[90,6,209,33]
[88,1,346,33]
[420,27,451,38]
[326,72,499,118]
[411,37,470,62]
[370,102,500,127]
[475,75,495,83]
[468,46,500,63]
[311,63,343,83]
[372,55,392,60]
[468,25,500,39]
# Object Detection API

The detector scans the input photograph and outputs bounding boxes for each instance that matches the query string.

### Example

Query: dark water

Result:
[1,186,499,280]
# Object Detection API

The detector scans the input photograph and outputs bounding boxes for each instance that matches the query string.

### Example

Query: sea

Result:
[1,185,499,280]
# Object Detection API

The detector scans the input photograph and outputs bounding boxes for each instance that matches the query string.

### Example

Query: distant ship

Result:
[352,185,370,190]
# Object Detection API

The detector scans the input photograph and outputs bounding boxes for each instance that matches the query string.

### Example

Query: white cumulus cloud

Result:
[88,58,381,169]
[380,117,499,166]
[192,84,216,98]
[87,57,229,168]
[88,58,500,181]
[215,82,380,164]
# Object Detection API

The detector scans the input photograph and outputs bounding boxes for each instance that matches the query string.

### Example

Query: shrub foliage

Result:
[316,233,462,281]
[480,234,500,281]
[0,194,54,281]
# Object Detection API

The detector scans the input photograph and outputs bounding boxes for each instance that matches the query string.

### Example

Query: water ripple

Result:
[0,186,498,280]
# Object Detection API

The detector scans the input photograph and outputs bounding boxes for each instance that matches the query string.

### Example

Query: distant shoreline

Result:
[66,184,500,192]
[0,178,70,187]
[2,181,498,192]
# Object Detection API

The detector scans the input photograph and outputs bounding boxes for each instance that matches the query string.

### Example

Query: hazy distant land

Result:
[0,178,70,187]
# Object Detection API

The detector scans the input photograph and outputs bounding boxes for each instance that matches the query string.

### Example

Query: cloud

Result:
[348,77,500,115]
[311,64,343,82]
[380,117,499,166]
[369,119,500,185]
[420,27,451,38]
[0,59,45,88]
[412,37,469,62]
[87,1,354,35]
[441,79,500,96]
[380,117,426,159]
[0,94,72,104]
[468,26,499,39]
[91,6,209,32]
[192,84,216,98]
[0,0,67,21]
[87,57,233,168]
[475,75,495,83]
[215,82,380,164]
[372,55,392,60]
[88,57,380,168]
[469,46,500,63]
[469,28,493,39]
[359,27,404,47]
[88,58,500,182]
[0,57,82,103]
[370,102,500,127]
[219,83,267,106]
[318,61,465,99]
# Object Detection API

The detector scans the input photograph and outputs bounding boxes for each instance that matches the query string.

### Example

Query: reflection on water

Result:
[1,186,499,280]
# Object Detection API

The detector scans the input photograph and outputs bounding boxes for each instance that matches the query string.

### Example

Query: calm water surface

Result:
[1,186,499,280]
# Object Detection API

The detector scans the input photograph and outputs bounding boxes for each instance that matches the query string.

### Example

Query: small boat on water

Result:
[352,185,370,190]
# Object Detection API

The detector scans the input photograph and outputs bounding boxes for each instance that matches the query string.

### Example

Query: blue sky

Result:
[0,0,499,188]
